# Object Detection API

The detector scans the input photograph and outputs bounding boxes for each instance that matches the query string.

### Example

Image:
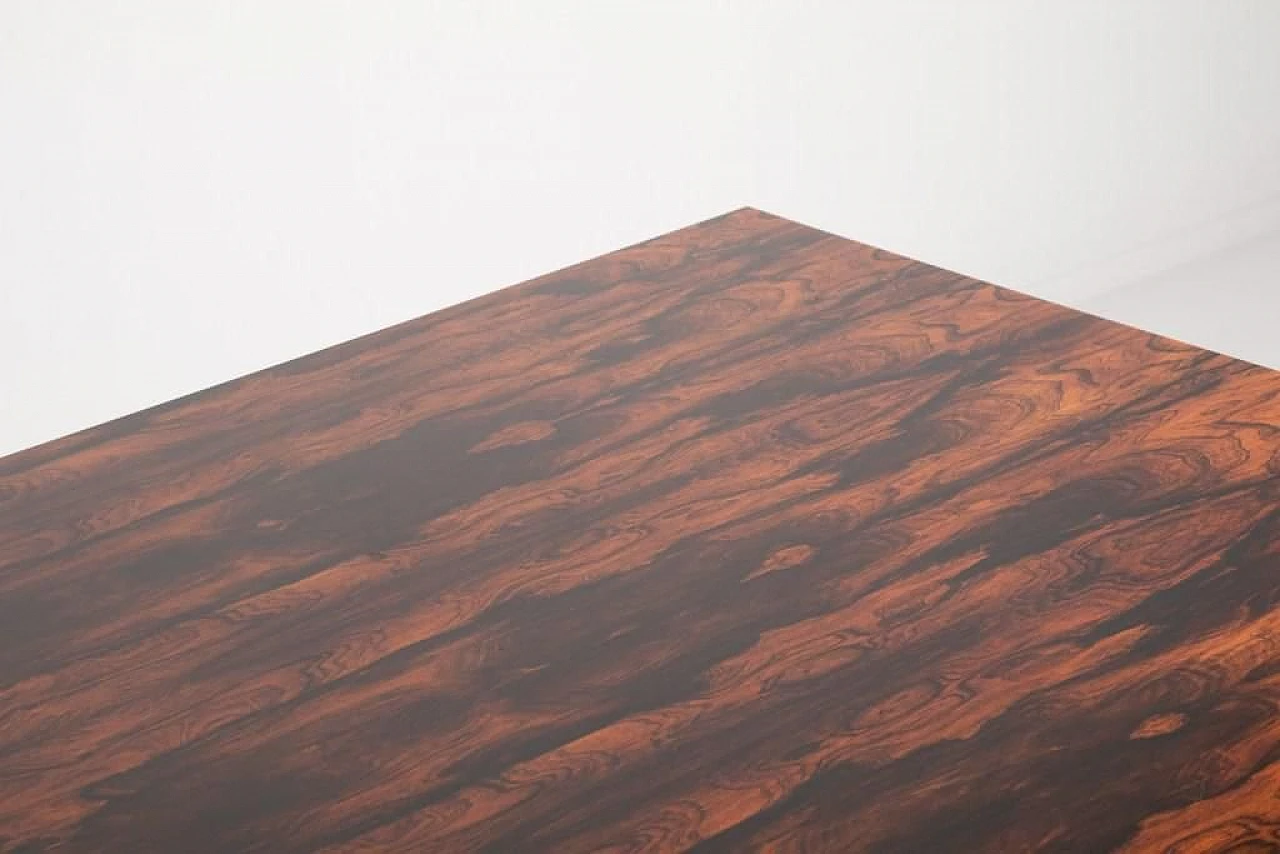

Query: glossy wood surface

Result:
[3,208,1280,853]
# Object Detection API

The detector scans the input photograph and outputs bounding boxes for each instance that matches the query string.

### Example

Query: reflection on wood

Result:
[2,208,1279,852]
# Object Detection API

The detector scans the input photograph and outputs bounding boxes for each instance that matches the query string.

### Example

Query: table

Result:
[3,208,1278,852]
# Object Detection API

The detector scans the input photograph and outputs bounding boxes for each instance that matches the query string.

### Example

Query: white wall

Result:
[3,1,1279,456]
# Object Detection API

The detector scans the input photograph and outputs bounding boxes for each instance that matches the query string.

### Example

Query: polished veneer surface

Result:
[3,209,1280,853]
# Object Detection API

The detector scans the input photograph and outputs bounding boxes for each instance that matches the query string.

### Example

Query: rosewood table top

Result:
[3,208,1279,852]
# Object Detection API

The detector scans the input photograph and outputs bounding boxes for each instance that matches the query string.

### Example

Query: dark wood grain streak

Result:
[3,208,1280,853]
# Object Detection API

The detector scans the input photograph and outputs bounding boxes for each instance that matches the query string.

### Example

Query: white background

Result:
[3,1,1279,457]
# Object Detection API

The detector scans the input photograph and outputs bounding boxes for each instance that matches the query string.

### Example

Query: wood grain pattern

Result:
[2,208,1279,853]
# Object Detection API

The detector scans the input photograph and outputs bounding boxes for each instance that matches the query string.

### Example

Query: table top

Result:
[3,208,1279,853]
